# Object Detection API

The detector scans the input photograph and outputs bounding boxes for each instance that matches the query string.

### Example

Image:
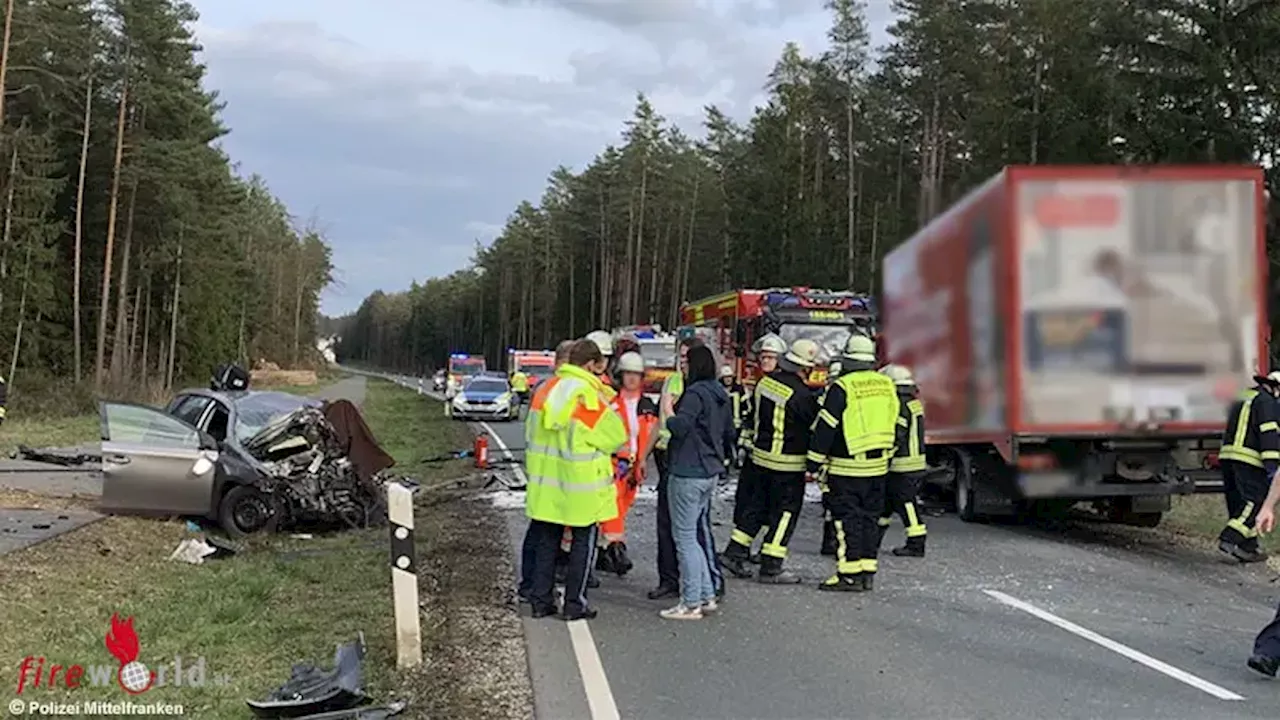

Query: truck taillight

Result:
[1204,452,1220,469]
[1017,454,1057,471]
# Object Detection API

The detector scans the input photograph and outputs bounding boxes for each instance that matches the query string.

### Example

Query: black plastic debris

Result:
[291,701,406,720]
[10,444,101,466]
[247,634,373,718]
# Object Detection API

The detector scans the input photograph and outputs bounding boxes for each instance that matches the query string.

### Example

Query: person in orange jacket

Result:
[597,351,659,576]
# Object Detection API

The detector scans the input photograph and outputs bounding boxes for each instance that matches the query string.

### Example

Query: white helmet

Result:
[784,339,820,368]
[616,351,644,374]
[881,363,915,387]
[843,333,876,363]
[757,333,786,356]
[829,360,843,378]
[719,364,734,379]
[585,330,613,356]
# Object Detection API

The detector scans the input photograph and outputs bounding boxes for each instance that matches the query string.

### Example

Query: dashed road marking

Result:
[983,589,1245,701]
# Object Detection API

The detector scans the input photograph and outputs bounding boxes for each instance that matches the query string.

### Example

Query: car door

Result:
[99,402,219,516]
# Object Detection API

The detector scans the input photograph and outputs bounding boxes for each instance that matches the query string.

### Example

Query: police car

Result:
[448,374,519,422]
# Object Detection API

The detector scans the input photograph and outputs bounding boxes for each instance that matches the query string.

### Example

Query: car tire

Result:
[218,485,279,538]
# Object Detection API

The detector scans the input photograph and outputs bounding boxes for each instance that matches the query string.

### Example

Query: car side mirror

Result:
[198,430,219,451]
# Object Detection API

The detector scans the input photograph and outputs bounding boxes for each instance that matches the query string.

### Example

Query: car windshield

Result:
[233,392,312,442]
[639,342,676,368]
[525,365,554,377]
[778,323,854,366]
[466,380,507,394]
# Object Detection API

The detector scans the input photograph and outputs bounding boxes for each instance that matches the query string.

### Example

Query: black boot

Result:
[820,521,836,556]
[1220,539,1268,563]
[611,542,633,576]
[587,571,600,589]
[817,573,863,592]
[757,556,801,585]
[595,546,617,574]
[1248,653,1279,677]
[892,536,926,558]
[720,543,755,579]
[860,574,874,592]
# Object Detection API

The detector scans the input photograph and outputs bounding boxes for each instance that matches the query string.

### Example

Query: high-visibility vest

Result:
[655,372,684,450]
[889,397,926,473]
[807,370,899,478]
[511,371,529,392]
[524,364,627,526]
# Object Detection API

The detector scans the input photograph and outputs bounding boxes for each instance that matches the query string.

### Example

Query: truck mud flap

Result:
[1016,471,1196,499]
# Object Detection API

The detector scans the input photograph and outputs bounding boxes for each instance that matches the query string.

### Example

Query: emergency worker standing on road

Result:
[818,357,848,557]
[596,351,658,577]
[1244,461,1280,677]
[807,334,899,592]
[720,333,787,571]
[524,339,626,620]
[1218,371,1280,563]
[878,364,928,557]
[586,330,617,393]
[722,338,820,584]
[719,364,750,457]
[519,340,574,604]
[511,369,530,407]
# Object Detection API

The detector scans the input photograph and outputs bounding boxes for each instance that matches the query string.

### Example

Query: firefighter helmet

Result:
[881,364,915,387]
[719,365,734,379]
[616,351,644,374]
[785,339,820,368]
[585,330,613,356]
[757,333,786,356]
[842,333,876,363]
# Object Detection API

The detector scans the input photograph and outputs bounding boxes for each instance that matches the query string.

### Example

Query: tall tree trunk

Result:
[140,274,151,385]
[72,75,92,384]
[109,181,138,384]
[95,67,129,392]
[165,229,182,389]
[0,0,14,130]
[0,144,16,322]
[292,255,304,365]
[868,202,880,294]
[128,279,142,375]
[7,235,31,384]
[845,99,856,287]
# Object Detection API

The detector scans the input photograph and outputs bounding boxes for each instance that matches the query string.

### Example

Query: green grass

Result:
[0,378,476,719]
[1164,494,1280,553]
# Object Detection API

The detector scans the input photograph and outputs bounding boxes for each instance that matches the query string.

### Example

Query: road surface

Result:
[384,372,1280,719]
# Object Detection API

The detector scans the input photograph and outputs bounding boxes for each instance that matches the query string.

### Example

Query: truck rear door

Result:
[1013,168,1263,433]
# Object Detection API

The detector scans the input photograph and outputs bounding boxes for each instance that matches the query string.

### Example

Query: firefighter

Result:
[585,330,616,392]
[1217,371,1280,563]
[818,358,847,557]
[597,351,658,577]
[879,364,928,557]
[722,338,820,584]
[807,334,900,592]
[511,368,530,408]
[1248,474,1280,677]
[720,333,787,572]
[719,364,750,460]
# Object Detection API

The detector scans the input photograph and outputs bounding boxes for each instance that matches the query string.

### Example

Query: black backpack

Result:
[211,363,250,391]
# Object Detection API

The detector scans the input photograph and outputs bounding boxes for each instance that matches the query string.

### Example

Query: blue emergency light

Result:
[451,352,468,358]
[634,330,656,339]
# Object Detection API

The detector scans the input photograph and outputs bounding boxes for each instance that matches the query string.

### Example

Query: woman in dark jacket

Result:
[660,345,736,620]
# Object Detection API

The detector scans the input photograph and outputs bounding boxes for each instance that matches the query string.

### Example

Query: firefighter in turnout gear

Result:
[879,364,928,557]
[720,333,787,574]
[807,334,900,592]
[722,338,821,584]
[597,351,658,576]
[719,364,750,463]
[1217,371,1280,563]
[818,358,848,557]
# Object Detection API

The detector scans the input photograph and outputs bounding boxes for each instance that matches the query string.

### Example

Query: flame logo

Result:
[105,614,154,694]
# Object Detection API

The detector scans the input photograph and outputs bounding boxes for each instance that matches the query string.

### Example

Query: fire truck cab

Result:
[678,287,877,388]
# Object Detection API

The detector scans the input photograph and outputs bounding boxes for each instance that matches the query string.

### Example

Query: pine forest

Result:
[335,0,1280,372]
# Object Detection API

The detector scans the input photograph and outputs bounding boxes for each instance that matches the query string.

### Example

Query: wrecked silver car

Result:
[99,389,394,537]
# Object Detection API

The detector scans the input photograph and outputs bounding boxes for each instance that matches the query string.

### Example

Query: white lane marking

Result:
[480,426,620,719]
[478,421,528,483]
[983,590,1245,701]
[568,619,622,720]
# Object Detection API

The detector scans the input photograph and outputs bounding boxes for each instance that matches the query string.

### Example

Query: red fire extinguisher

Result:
[474,434,489,469]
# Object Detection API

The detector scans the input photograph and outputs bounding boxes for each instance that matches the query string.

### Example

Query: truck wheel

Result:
[945,449,981,523]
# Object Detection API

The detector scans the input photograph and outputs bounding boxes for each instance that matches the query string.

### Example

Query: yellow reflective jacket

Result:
[511,371,529,392]
[524,363,627,526]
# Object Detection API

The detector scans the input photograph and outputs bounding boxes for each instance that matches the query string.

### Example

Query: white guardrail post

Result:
[387,481,422,669]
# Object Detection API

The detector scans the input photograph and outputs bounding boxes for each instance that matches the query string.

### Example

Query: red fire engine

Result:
[678,287,877,388]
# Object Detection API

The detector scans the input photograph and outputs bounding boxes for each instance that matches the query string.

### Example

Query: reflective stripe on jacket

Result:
[1221,386,1280,472]
[610,392,658,480]
[806,370,900,477]
[889,396,926,473]
[524,364,627,526]
[750,371,819,472]
[656,372,684,450]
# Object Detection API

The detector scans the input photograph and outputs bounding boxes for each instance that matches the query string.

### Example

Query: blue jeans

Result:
[668,474,718,606]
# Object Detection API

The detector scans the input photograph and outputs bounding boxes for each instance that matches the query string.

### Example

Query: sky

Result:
[191,0,897,316]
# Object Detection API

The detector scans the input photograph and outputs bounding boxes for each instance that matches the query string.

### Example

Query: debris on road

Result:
[10,445,100,466]
[169,537,225,564]
[246,633,404,719]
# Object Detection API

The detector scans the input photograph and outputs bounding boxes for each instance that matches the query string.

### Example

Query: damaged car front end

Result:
[99,389,395,537]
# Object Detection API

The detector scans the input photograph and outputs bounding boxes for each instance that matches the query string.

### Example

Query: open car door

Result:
[99,401,220,515]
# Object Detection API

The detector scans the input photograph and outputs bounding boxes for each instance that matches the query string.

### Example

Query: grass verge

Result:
[0,377,506,719]
[1165,494,1279,554]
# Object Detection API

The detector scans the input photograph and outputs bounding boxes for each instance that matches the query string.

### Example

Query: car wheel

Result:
[218,485,279,538]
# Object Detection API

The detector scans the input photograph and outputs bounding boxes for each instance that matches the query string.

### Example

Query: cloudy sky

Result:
[192,0,896,315]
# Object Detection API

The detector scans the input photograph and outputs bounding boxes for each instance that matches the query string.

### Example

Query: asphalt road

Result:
[377,372,1280,719]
